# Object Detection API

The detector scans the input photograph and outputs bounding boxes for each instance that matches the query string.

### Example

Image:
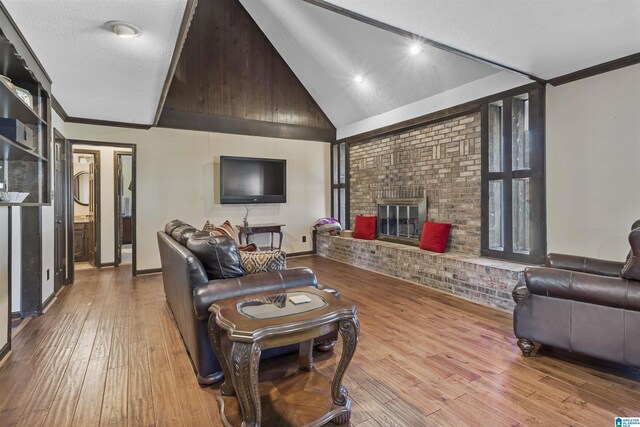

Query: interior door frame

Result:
[72,148,101,268]
[113,151,132,267]
[69,140,137,276]
[53,128,69,290]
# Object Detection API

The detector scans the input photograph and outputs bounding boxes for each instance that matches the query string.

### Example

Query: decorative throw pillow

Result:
[240,250,286,274]
[238,243,258,252]
[419,221,452,253]
[202,220,215,233]
[621,228,640,281]
[186,232,246,280]
[215,220,239,242]
[353,215,377,240]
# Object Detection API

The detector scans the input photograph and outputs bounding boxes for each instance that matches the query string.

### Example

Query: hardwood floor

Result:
[1,255,639,426]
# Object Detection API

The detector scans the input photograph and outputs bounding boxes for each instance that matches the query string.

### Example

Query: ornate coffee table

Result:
[207,286,359,427]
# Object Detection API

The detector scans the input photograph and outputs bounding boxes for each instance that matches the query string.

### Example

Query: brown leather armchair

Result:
[512,221,640,367]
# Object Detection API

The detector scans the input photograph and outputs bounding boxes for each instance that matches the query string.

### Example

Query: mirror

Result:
[73,171,90,206]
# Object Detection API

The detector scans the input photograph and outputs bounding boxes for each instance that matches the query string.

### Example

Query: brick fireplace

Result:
[319,112,525,311]
[349,113,481,254]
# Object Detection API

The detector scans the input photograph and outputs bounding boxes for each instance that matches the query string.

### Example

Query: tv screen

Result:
[220,156,287,204]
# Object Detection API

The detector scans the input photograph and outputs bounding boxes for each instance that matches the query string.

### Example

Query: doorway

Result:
[72,149,99,270]
[68,140,137,276]
[114,152,133,266]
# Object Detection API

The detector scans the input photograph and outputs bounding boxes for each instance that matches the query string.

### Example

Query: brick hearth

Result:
[316,233,524,311]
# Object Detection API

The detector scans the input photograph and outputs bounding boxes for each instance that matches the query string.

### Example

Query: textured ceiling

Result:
[325,0,640,80]
[3,0,187,124]
[240,0,509,129]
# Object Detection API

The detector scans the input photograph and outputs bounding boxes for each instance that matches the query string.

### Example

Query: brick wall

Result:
[349,113,481,255]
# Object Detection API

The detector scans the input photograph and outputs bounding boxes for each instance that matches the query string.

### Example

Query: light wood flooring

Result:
[0,255,639,426]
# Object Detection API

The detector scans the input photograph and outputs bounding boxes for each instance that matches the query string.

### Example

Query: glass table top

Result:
[237,291,328,320]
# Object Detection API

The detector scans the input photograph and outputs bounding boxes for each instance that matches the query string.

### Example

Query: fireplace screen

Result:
[376,194,427,245]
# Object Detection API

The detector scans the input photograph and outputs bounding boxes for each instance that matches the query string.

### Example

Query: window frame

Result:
[481,83,546,264]
[330,141,349,229]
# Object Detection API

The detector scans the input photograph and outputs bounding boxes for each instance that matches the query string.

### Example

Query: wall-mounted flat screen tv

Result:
[220,156,287,204]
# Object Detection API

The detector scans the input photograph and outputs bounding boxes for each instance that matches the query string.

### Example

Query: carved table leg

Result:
[208,315,235,396]
[231,341,262,427]
[517,338,536,357]
[299,339,314,371]
[331,316,359,424]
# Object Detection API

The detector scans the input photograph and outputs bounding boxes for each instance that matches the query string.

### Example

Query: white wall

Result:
[10,206,20,312]
[63,124,331,271]
[0,207,9,351]
[546,63,640,260]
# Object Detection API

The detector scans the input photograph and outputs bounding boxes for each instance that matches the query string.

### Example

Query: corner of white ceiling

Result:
[336,71,532,140]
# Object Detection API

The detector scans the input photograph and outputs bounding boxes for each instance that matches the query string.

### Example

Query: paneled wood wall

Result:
[160,0,335,140]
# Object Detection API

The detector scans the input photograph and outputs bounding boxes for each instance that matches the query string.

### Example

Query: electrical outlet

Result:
[302,235,307,243]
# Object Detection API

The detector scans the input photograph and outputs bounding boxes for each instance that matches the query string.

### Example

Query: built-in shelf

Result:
[0,134,46,161]
[0,81,46,126]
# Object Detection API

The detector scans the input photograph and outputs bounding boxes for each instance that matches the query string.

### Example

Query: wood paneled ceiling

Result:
[159,0,336,142]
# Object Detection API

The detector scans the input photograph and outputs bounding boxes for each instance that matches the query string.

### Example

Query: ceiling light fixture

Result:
[409,42,423,56]
[354,74,365,84]
[106,21,141,38]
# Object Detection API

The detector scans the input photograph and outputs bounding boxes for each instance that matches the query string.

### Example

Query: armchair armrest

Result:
[546,253,624,277]
[193,267,318,320]
[524,267,640,311]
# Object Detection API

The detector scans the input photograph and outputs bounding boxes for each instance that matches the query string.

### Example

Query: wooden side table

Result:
[236,223,285,250]
[208,286,359,427]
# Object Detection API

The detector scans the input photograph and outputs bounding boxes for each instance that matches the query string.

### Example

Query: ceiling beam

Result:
[152,0,198,126]
[302,0,546,84]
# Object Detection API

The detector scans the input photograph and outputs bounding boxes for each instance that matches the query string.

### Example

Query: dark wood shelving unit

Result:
[0,3,53,361]
[0,24,51,206]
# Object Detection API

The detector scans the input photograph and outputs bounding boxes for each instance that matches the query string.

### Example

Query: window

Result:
[331,142,348,228]
[481,84,545,263]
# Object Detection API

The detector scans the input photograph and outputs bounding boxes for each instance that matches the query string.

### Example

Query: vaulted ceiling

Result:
[2,0,639,136]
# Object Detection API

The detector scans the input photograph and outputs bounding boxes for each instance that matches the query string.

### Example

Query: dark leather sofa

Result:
[157,219,337,385]
[513,221,640,367]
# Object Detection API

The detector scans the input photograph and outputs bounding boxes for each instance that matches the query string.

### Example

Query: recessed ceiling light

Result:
[409,42,423,56]
[354,74,365,84]
[106,21,141,38]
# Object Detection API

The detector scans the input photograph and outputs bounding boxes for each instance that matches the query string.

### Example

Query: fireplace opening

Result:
[376,189,427,246]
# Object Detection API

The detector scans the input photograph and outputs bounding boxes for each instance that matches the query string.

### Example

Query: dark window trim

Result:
[330,141,349,229]
[481,83,546,264]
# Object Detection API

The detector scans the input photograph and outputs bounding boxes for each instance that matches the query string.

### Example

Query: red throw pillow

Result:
[420,221,451,253]
[353,215,377,240]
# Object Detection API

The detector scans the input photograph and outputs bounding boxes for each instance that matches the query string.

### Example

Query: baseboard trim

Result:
[136,268,162,275]
[10,311,20,318]
[0,343,11,367]
[42,294,57,313]
[100,262,116,268]
[42,292,57,313]
[287,251,315,257]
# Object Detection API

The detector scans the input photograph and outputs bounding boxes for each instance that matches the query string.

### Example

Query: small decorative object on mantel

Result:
[340,230,354,238]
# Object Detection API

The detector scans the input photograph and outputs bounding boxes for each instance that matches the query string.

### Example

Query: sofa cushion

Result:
[171,224,197,246]
[165,219,185,235]
[240,250,286,274]
[354,215,376,240]
[419,221,451,253]
[187,231,246,280]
